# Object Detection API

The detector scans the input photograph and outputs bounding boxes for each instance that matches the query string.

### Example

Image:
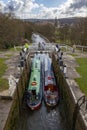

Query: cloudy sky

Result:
[0,0,87,19]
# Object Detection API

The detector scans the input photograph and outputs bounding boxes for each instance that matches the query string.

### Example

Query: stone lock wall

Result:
[3,54,31,130]
[52,54,87,130]
[52,55,74,130]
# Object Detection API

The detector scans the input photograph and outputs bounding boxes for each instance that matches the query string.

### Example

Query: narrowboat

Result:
[44,55,59,107]
[27,57,42,110]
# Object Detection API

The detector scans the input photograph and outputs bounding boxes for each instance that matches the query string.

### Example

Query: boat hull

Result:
[44,86,59,107]
[45,101,58,107]
[27,100,42,110]
[44,55,59,107]
[44,97,59,107]
[27,56,42,110]
[27,86,42,110]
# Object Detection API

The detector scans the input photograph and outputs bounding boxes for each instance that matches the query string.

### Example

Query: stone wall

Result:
[52,54,87,130]
[3,54,31,130]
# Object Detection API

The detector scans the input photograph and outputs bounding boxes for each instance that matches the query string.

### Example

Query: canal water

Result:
[18,100,67,130]
[32,33,46,44]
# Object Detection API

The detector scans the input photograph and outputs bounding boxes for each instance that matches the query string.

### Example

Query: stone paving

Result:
[0,50,20,97]
[63,53,80,79]
[62,51,87,98]
[63,51,87,79]
[0,50,20,130]
[62,51,87,127]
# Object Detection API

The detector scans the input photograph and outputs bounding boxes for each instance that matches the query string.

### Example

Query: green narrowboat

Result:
[27,57,42,110]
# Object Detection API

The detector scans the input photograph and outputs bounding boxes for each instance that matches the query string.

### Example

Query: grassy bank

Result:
[0,58,8,91]
[75,58,87,96]
[69,53,79,57]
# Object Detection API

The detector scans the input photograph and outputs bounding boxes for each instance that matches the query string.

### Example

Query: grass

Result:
[75,58,87,96]
[0,58,9,91]
[69,53,79,57]
[0,79,8,91]
[61,47,67,52]
[0,47,21,52]
[9,47,22,52]
[5,53,13,58]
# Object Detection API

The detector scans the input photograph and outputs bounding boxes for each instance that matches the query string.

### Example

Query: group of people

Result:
[38,42,46,50]
[19,43,29,67]
[55,44,67,78]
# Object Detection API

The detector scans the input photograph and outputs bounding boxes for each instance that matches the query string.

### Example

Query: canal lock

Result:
[17,52,68,130]
[6,50,86,130]
[1,32,87,130]
[19,51,87,130]
[3,48,87,130]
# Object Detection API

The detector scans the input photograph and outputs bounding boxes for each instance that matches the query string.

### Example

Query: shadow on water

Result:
[18,99,67,130]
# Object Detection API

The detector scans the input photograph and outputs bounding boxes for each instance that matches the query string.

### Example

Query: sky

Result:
[0,0,87,19]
